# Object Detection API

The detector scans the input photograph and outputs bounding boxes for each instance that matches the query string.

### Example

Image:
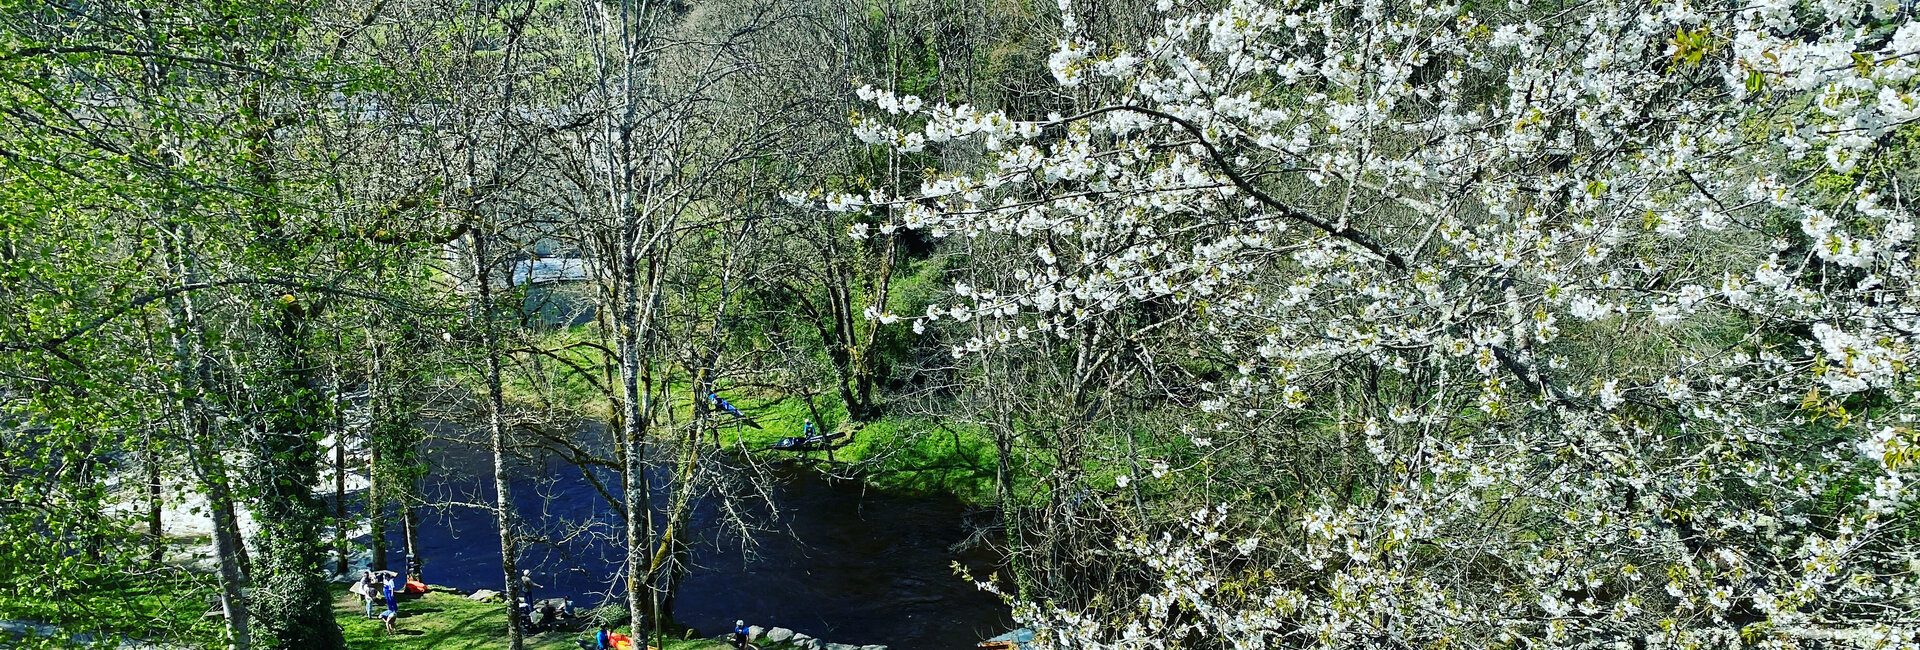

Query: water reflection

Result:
[364,422,1010,650]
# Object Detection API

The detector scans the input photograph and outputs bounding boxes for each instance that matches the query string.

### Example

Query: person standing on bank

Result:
[733,620,750,650]
[357,572,378,619]
[520,569,541,605]
[380,578,399,635]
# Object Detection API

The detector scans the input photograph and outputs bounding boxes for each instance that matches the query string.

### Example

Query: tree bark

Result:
[369,442,386,573]
[366,329,388,572]
[249,307,347,650]
[472,228,525,650]
[145,424,165,566]
[334,373,349,577]
[643,430,700,640]
[622,248,665,636]
[223,504,252,579]
[163,224,252,650]
[239,69,345,649]
[404,505,421,580]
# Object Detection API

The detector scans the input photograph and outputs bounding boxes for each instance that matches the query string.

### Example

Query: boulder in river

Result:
[827,643,860,650]
[765,628,795,643]
[860,645,888,650]
[749,625,766,641]
[468,589,501,601]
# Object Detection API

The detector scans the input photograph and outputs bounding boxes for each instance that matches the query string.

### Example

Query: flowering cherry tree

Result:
[800,0,1920,647]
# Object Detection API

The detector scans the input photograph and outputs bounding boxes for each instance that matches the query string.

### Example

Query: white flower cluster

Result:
[815,0,1920,646]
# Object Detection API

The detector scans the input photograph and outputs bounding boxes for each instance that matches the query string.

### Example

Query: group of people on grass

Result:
[350,564,755,650]
[352,570,403,635]
[355,565,584,638]
[595,623,638,650]
[350,559,431,635]
[591,619,750,650]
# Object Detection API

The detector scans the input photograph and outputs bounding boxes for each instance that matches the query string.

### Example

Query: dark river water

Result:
[354,423,1011,650]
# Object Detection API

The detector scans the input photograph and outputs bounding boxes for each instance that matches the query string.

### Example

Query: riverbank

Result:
[495,328,1008,507]
[330,585,724,650]
[328,585,897,650]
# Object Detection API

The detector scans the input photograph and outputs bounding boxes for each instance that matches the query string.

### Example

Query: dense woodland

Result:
[4,0,1920,649]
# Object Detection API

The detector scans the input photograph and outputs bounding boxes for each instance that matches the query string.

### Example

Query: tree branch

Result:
[1,44,273,75]
[1,278,444,355]
[1049,105,1407,269]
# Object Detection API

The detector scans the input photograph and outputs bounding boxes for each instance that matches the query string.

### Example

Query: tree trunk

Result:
[989,353,1028,601]
[231,60,344,643]
[404,504,421,579]
[163,223,253,650]
[145,426,165,566]
[335,381,349,577]
[621,248,662,636]
[223,505,252,579]
[369,442,386,573]
[472,229,525,650]
[249,308,347,650]
[643,432,700,637]
[366,273,390,575]
[205,464,254,650]
[176,344,249,642]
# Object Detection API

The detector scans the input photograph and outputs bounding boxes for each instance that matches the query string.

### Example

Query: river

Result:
[356,422,1012,650]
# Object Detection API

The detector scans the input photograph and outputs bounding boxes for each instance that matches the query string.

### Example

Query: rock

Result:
[468,589,500,601]
[765,628,795,643]
[790,634,813,644]
[827,644,860,650]
[800,640,825,650]
[860,645,888,650]
[749,626,766,641]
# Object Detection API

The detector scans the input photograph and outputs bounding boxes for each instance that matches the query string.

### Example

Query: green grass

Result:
[697,388,1003,503]
[500,324,620,420]
[331,585,730,650]
[487,323,1020,508]
[0,561,222,649]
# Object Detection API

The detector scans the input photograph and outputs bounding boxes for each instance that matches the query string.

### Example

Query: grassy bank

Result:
[330,585,724,650]
[489,327,1011,507]
[704,392,1005,505]
[0,554,222,649]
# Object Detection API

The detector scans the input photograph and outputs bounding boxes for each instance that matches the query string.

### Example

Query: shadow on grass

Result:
[416,608,502,649]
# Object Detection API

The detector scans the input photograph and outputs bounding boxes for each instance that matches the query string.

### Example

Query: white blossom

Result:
[818,0,1920,646]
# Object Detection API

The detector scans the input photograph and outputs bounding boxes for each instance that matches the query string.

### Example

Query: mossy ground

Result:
[330,585,727,650]
[702,390,1005,504]
[495,326,1009,507]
